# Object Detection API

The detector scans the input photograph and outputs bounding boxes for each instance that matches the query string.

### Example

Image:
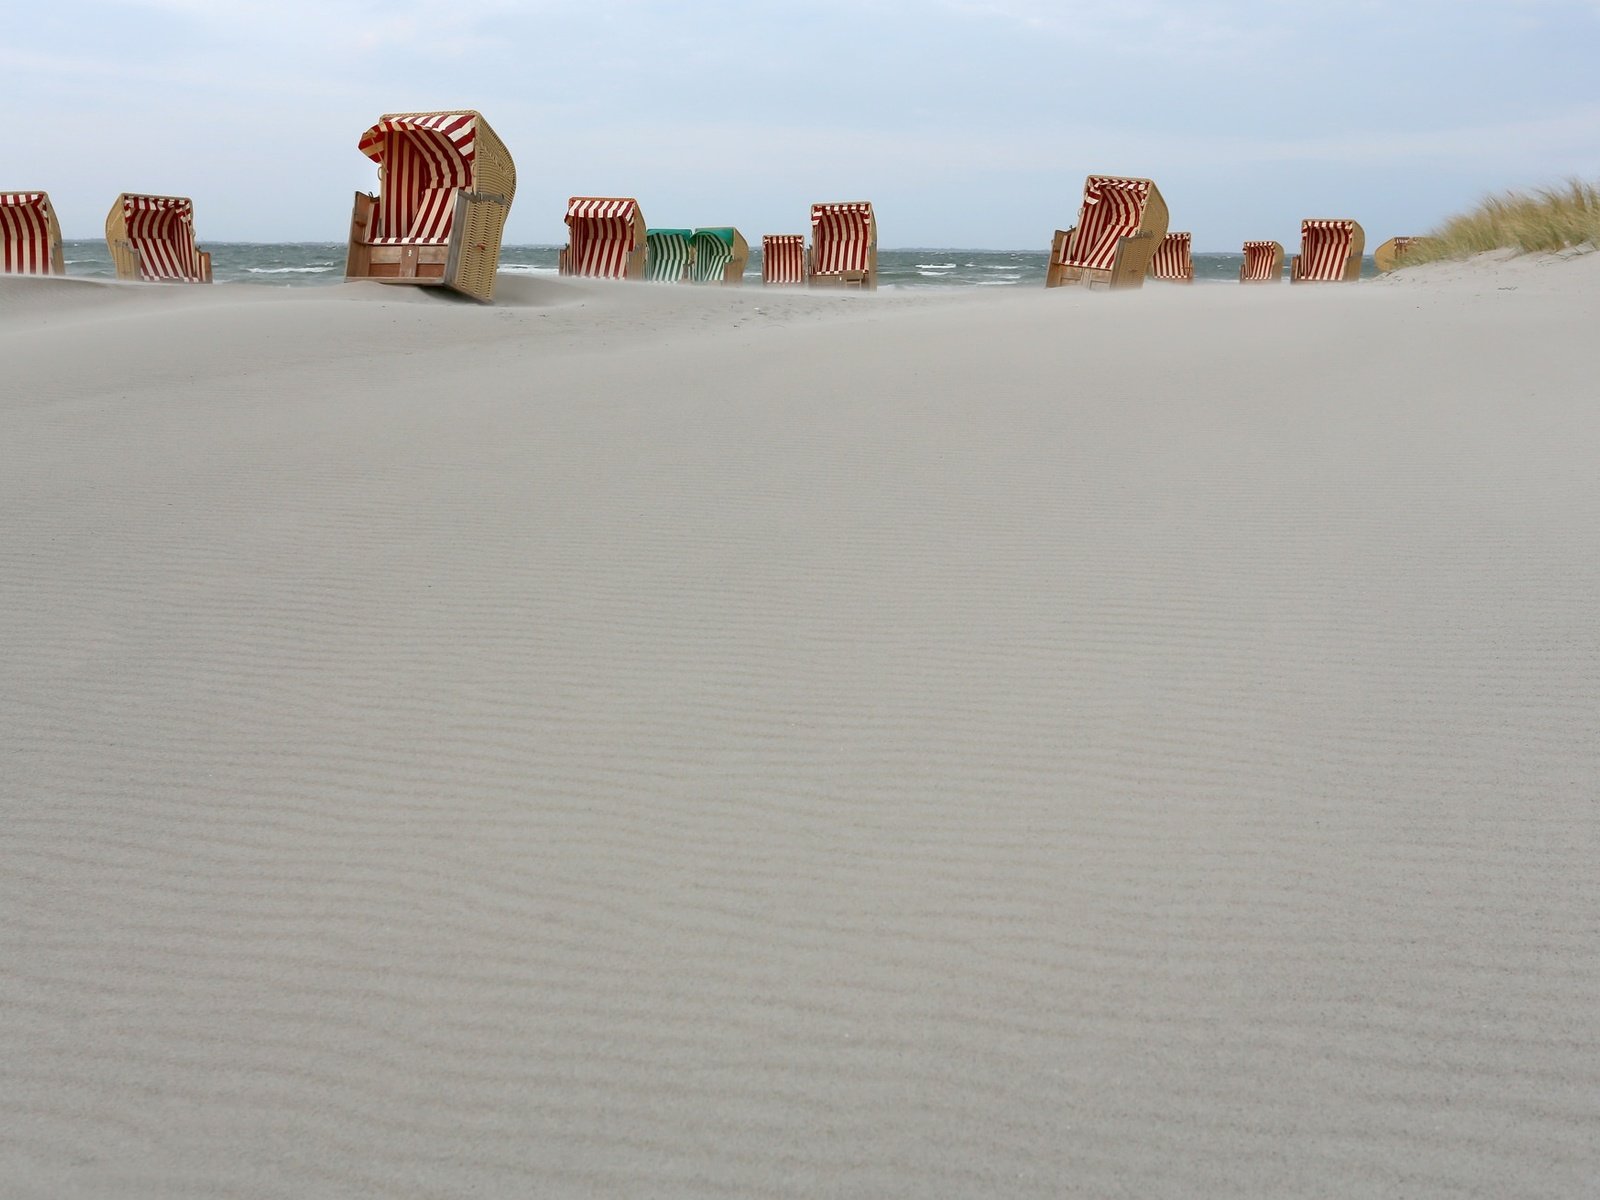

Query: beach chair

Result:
[645,229,693,282]
[809,202,876,289]
[1373,236,1431,273]
[0,192,65,276]
[1147,231,1193,283]
[1289,219,1364,283]
[761,234,807,285]
[1046,175,1169,290]
[563,197,646,281]
[105,194,211,283]
[345,110,516,303]
[688,228,748,285]
[1239,240,1284,283]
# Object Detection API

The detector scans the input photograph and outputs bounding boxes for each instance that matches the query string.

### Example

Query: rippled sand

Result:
[3,258,1598,1198]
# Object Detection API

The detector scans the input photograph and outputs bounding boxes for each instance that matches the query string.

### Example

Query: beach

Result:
[3,258,1598,1197]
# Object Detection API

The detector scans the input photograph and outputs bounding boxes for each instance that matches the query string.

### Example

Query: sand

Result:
[2,258,1598,1198]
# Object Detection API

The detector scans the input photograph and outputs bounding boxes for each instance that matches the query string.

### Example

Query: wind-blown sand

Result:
[3,257,1598,1198]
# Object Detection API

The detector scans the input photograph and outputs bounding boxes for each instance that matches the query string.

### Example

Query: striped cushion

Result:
[1298,220,1356,281]
[1059,176,1152,272]
[120,194,207,282]
[762,235,805,284]
[358,113,477,244]
[1,192,56,276]
[810,203,873,275]
[645,229,692,282]
[1149,231,1192,281]
[564,197,640,279]
[1241,241,1280,281]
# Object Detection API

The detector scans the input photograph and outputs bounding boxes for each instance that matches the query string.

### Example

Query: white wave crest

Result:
[915,262,956,269]
[245,265,335,274]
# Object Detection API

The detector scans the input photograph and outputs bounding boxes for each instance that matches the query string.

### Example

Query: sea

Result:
[59,240,1379,288]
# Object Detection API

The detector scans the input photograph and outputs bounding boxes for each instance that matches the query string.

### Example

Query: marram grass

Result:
[1406,179,1600,263]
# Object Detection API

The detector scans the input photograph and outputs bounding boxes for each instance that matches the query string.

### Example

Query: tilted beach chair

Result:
[1239,240,1284,283]
[1046,175,1169,290]
[563,197,646,280]
[105,194,211,283]
[809,202,876,289]
[345,110,516,303]
[1290,219,1365,283]
[761,234,807,285]
[645,229,693,282]
[1147,231,1193,283]
[1373,236,1431,273]
[688,228,748,286]
[0,192,65,276]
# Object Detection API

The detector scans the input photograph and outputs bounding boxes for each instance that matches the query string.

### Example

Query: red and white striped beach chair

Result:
[1147,231,1193,283]
[561,198,646,281]
[1290,219,1364,283]
[345,110,517,303]
[1373,236,1431,273]
[105,194,211,283]
[1046,175,1169,290]
[808,202,876,289]
[1239,240,1284,283]
[761,234,807,285]
[0,192,65,276]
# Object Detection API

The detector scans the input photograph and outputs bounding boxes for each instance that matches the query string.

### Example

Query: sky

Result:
[4,0,1599,250]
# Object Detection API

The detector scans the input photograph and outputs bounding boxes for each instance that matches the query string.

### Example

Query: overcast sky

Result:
[5,0,1598,249]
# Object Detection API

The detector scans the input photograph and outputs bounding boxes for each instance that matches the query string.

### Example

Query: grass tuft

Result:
[1404,179,1600,264]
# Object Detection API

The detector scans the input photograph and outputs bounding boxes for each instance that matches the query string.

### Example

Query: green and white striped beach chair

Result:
[688,227,748,286]
[645,228,693,283]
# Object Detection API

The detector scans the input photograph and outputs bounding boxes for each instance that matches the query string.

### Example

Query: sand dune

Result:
[3,259,1598,1198]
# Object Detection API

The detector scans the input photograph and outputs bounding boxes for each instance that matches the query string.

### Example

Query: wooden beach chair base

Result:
[1046,229,1158,290]
[107,243,213,283]
[350,243,449,283]
[808,270,874,290]
[346,189,508,302]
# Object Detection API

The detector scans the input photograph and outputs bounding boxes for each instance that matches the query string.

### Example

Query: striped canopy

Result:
[358,112,477,169]
[646,228,693,282]
[1149,231,1192,281]
[810,202,873,275]
[1,192,58,276]
[116,194,207,283]
[1059,176,1153,272]
[1241,240,1281,281]
[567,197,639,222]
[1298,219,1358,281]
[762,234,805,285]
[565,197,642,279]
[688,228,738,283]
[358,112,478,244]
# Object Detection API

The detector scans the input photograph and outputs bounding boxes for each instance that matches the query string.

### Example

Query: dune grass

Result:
[1404,179,1600,264]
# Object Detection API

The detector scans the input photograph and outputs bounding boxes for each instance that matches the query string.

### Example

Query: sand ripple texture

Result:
[2,268,1599,1198]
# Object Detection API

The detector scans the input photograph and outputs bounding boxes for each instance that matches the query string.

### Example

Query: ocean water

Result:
[59,240,1378,289]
